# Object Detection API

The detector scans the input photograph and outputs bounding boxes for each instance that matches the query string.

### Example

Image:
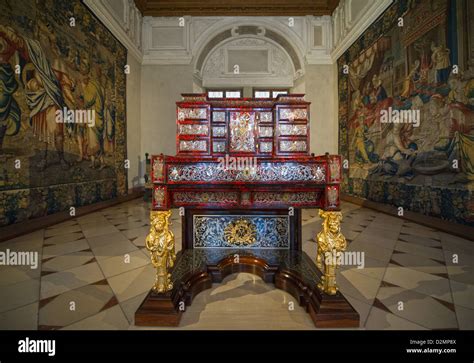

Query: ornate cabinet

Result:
[136,94,358,329]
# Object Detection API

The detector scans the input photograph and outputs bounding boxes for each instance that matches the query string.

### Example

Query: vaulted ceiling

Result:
[134,0,340,16]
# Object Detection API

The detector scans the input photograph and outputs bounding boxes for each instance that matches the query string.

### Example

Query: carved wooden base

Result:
[135,249,359,328]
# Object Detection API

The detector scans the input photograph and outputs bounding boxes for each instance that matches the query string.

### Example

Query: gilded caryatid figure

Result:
[146,210,176,293]
[316,210,347,295]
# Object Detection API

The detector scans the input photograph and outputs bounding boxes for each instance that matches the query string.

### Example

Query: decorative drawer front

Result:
[279,140,307,152]
[326,185,339,208]
[259,141,273,153]
[178,124,209,136]
[179,140,208,152]
[212,111,226,122]
[212,140,226,153]
[279,108,307,121]
[152,186,168,208]
[152,156,165,183]
[167,162,325,183]
[328,155,341,183]
[193,215,289,248]
[177,107,207,120]
[258,126,273,138]
[173,191,239,205]
[212,126,226,137]
[278,124,307,136]
[253,191,321,205]
[258,112,273,123]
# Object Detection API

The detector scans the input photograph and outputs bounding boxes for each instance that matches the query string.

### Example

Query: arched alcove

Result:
[192,23,305,89]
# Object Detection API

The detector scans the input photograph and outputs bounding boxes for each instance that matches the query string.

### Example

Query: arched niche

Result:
[193,24,304,89]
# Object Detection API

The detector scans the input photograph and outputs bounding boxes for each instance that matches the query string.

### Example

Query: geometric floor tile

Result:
[42,239,90,259]
[42,250,95,273]
[455,305,474,329]
[0,279,40,313]
[61,305,130,330]
[449,280,474,310]
[90,239,138,261]
[39,284,117,329]
[364,306,428,330]
[0,264,42,286]
[96,249,150,278]
[338,269,382,306]
[106,265,155,303]
[0,302,39,330]
[383,265,453,303]
[375,286,458,329]
[40,262,105,300]
[1,199,473,330]
[390,252,447,275]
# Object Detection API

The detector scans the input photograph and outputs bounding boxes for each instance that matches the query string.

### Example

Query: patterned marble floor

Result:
[0,198,473,330]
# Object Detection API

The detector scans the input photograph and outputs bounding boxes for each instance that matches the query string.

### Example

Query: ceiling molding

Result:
[134,0,340,17]
[331,0,393,62]
[84,0,143,62]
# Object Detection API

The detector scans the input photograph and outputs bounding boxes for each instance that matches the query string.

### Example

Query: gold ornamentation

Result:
[146,211,176,293]
[316,210,347,295]
[224,218,257,246]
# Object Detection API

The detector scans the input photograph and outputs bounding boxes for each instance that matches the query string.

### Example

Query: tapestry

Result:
[338,0,474,225]
[0,0,127,226]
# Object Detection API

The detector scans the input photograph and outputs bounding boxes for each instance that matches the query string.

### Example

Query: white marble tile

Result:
[450,280,474,310]
[375,286,457,329]
[40,263,104,299]
[383,265,452,302]
[107,265,154,303]
[395,240,444,261]
[43,239,89,258]
[97,249,150,278]
[365,306,427,330]
[455,305,474,330]
[0,279,40,313]
[61,305,130,330]
[0,302,38,330]
[91,239,138,261]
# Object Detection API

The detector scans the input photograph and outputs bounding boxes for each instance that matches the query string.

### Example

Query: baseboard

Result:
[0,188,145,243]
[342,193,474,242]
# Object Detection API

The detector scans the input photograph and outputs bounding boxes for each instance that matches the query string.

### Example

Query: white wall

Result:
[126,53,142,189]
[304,64,339,155]
[140,65,194,156]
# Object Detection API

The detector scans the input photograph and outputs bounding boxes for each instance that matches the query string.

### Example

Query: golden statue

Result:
[146,210,176,293]
[316,210,347,295]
